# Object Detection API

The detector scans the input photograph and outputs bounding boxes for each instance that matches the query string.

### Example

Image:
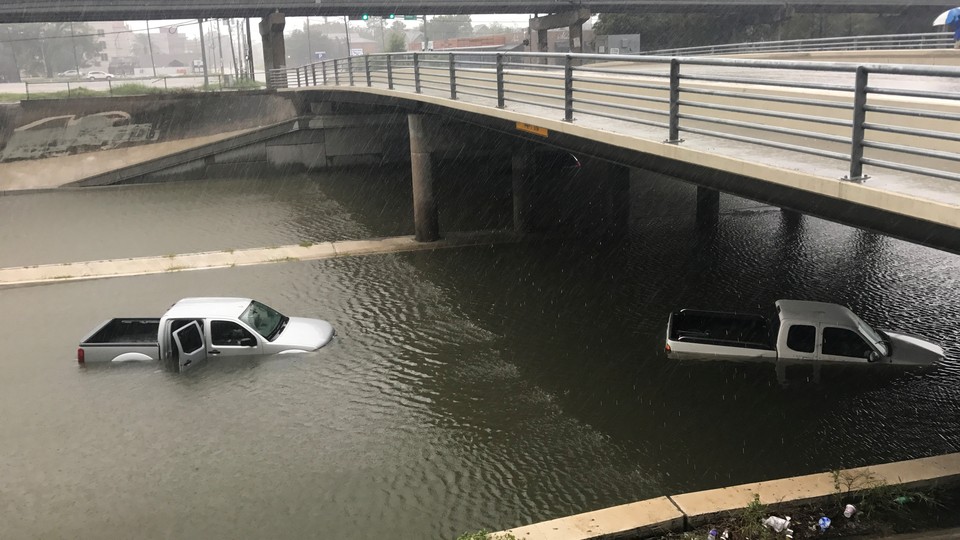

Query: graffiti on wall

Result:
[0,111,159,162]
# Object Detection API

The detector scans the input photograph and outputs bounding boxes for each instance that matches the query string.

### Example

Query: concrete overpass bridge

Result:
[0,0,955,22]
[248,50,960,254]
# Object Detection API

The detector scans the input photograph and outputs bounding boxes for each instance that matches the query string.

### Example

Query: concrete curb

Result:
[0,231,520,288]
[496,453,960,540]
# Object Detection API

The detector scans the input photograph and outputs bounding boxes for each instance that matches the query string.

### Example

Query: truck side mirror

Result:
[867,351,880,363]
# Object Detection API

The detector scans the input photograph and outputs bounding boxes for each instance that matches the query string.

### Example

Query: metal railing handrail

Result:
[642,32,954,57]
[267,50,960,185]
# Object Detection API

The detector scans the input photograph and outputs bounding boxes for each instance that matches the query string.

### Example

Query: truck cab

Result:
[774,300,941,367]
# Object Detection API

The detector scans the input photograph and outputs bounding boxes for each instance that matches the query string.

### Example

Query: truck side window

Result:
[822,327,871,358]
[786,324,816,353]
[211,321,256,347]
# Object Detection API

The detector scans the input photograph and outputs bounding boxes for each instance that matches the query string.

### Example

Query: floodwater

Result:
[1,164,958,539]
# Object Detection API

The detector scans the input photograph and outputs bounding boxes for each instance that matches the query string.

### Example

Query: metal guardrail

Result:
[19,75,263,100]
[643,32,955,56]
[269,51,960,184]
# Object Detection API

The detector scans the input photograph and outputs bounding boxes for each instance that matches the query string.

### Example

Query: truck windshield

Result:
[239,301,288,341]
[850,312,889,356]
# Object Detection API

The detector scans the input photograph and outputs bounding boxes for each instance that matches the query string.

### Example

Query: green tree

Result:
[285,25,342,66]
[423,15,473,41]
[473,22,511,36]
[386,31,406,52]
[1,22,102,77]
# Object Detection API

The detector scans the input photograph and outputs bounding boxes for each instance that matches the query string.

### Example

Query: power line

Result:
[0,21,197,45]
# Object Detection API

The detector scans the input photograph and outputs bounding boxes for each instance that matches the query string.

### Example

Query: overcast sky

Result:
[126,14,538,41]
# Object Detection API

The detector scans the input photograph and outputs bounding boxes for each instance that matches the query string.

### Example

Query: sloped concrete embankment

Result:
[0,92,414,190]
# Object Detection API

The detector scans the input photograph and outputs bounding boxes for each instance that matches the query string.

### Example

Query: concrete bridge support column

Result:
[260,12,286,85]
[530,8,591,62]
[512,147,537,234]
[604,163,631,238]
[408,114,440,242]
[696,186,720,227]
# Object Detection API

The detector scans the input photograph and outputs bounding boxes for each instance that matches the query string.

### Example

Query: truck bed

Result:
[82,318,160,344]
[79,318,161,363]
[666,309,776,361]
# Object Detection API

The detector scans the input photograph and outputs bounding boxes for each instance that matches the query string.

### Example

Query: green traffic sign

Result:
[403,15,418,20]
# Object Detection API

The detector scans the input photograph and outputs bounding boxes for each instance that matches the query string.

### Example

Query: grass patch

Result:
[166,265,188,272]
[109,83,167,96]
[269,257,300,263]
[51,275,73,280]
[298,240,314,248]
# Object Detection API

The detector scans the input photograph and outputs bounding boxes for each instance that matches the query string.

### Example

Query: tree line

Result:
[593,8,946,51]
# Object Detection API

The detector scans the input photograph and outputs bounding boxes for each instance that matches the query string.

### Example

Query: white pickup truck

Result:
[665,300,944,377]
[78,297,334,372]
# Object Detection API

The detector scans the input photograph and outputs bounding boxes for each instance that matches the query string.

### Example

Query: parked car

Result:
[57,69,83,78]
[86,70,114,80]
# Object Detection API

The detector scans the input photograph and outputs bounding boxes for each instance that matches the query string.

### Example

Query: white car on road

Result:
[86,71,114,80]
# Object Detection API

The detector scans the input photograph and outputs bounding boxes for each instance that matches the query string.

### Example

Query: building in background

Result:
[87,21,136,75]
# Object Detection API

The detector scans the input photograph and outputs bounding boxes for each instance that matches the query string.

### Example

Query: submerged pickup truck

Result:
[78,297,334,372]
[665,300,944,371]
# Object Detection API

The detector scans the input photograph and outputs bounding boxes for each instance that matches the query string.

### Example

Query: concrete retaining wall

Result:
[496,453,960,540]
[0,91,297,163]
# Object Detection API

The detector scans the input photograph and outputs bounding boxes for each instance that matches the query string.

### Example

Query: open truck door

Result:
[172,321,207,372]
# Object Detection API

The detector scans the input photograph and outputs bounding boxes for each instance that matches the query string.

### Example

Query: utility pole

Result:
[343,16,352,57]
[146,20,157,77]
[236,20,245,78]
[70,22,81,77]
[216,19,225,76]
[227,19,239,79]
[306,17,313,65]
[422,15,428,51]
[380,17,386,51]
[198,19,209,87]
[245,18,254,80]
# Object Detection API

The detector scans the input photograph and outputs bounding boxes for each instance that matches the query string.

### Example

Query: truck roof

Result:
[163,297,253,320]
[775,299,858,326]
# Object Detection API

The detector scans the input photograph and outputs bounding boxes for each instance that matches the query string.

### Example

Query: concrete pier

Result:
[408,114,441,242]
[259,12,287,80]
[512,147,536,234]
[697,186,720,227]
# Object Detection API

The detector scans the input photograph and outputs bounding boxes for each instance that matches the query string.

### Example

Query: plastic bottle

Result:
[762,516,791,532]
[707,529,718,540]
[720,529,730,540]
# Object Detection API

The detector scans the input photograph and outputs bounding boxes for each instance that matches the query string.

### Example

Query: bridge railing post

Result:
[333,59,339,86]
[321,61,327,85]
[365,56,372,87]
[449,53,457,99]
[846,66,870,181]
[666,58,683,144]
[296,67,302,87]
[563,55,574,122]
[311,64,316,85]
[348,57,355,86]
[414,53,421,93]
[496,54,505,108]
[387,55,394,90]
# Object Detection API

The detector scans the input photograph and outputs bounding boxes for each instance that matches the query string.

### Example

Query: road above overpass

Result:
[0,0,955,22]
